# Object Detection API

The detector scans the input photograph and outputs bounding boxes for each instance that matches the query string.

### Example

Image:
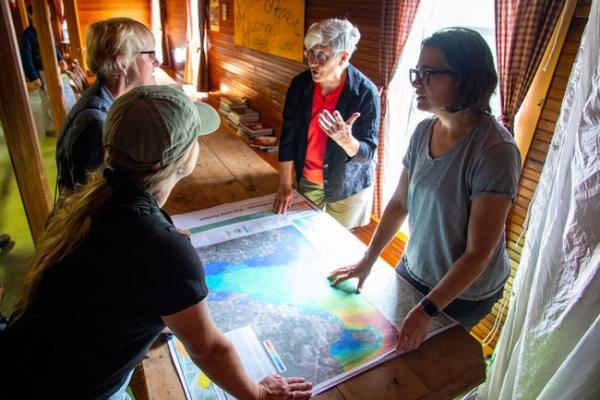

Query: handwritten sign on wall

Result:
[234,0,305,62]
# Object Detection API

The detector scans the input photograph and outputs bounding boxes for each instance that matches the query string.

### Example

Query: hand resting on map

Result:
[258,375,312,400]
[327,256,374,294]
[328,258,432,353]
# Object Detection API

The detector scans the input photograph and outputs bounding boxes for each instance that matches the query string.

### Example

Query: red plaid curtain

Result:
[373,0,420,219]
[495,0,566,132]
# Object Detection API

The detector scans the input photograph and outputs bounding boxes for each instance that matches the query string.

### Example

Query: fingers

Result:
[327,267,352,287]
[356,275,366,293]
[176,228,191,237]
[259,375,312,400]
[318,112,339,137]
[289,390,312,400]
[396,326,425,353]
[346,112,361,127]
[320,110,338,126]
[285,377,308,385]
[274,192,292,214]
[326,267,346,280]
[285,378,312,400]
[396,329,408,354]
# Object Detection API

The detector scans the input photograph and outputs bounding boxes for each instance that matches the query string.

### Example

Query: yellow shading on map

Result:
[196,373,212,389]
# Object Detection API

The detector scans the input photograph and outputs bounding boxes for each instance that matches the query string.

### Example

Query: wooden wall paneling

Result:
[31,0,67,133]
[0,0,53,243]
[471,0,592,352]
[63,0,85,67]
[17,0,29,31]
[163,0,187,75]
[48,0,64,45]
[207,0,384,136]
[77,0,152,59]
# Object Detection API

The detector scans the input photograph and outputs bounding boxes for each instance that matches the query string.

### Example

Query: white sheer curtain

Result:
[478,0,600,398]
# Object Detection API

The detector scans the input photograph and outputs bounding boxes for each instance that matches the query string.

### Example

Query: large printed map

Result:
[169,193,454,399]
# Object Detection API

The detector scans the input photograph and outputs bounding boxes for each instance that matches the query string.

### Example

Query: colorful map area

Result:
[168,193,455,399]
[169,214,397,399]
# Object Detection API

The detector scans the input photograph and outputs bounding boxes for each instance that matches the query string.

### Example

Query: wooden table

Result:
[132,127,486,399]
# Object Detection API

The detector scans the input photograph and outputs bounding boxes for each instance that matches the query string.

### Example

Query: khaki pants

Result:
[299,177,372,230]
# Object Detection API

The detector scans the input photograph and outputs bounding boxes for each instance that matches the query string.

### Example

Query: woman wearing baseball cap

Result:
[2,86,312,400]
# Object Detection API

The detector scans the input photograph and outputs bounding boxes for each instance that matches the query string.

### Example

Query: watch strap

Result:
[420,297,440,317]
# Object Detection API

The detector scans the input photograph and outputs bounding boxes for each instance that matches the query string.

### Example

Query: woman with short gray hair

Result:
[275,18,380,230]
[56,18,160,194]
[304,18,361,58]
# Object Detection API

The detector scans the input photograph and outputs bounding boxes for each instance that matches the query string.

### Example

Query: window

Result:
[384,0,498,235]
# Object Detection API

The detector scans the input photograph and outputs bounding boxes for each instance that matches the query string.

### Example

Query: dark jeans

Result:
[395,262,504,329]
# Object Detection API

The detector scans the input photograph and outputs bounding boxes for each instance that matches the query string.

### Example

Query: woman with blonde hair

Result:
[56,17,160,193]
[2,86,312,400]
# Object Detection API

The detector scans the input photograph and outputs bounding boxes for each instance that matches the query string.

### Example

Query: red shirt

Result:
[302,73,348,185]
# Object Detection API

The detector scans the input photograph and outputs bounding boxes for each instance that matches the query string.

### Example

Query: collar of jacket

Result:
[94,78,115,105]
[301,63,361,120]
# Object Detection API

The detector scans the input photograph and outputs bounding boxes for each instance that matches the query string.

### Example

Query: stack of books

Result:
[219,96,247,116]
[228,108,260,127]
[237,121,274,139]
[249,135,279,155]
[236,121,278,154]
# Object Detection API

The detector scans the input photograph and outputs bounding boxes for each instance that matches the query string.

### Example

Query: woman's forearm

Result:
[189,334,260,400]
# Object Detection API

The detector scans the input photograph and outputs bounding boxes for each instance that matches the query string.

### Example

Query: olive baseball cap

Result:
[104,85,220,170]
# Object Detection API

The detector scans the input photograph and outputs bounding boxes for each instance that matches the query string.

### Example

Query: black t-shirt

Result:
[1,192,208,399]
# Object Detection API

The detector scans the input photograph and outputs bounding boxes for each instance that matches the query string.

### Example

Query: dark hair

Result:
[422,27,497,113]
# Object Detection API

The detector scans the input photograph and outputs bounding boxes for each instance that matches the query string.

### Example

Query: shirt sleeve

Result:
[143,227,209,317]
[278,76,301,162]
[349,83,380,163]
[20,31,38,82]
[402,119,430,171]
[70,113,105,185]
[471,142,521,200]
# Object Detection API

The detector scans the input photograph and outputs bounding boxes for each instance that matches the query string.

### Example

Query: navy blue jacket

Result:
[20,25,64,82]
[278,64,380,202]
[56,79,114,192]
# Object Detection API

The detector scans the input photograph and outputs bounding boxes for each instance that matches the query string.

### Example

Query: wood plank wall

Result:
[207,0,383,134]
[470,0,592,353]
[77,0,151,44]
[163,0,187,75]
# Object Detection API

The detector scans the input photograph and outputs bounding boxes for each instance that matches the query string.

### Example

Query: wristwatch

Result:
[419,297,440,317]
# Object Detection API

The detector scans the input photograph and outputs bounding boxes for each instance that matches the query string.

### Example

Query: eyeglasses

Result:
[409,68,456,85]
[306,49,331,65]
[140,50,157,61]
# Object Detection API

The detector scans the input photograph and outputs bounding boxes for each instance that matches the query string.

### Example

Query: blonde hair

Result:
[86,17,154,83]
[304,18,361,57]
[11,143,196,321]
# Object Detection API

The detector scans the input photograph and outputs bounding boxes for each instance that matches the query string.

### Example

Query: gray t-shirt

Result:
[401,115,521,300]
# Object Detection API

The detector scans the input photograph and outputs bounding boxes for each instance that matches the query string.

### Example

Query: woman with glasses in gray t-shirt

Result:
[328,27,521,353]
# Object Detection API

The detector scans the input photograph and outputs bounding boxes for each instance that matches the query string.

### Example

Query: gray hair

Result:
[304,18,361,57]
[86,18,154,83]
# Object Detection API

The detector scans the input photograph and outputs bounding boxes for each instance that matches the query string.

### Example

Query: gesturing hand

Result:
[318,110,360,146]
[257,375,312,400]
